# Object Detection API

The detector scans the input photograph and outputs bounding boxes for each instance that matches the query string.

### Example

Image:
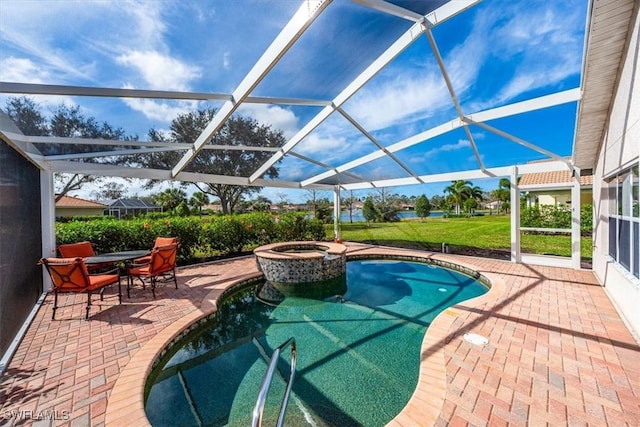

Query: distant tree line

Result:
[5,97,518,220]
[4,96,137,201]
[4,98,285,212]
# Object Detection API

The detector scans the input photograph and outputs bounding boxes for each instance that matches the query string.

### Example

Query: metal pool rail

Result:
[251,337,297,427]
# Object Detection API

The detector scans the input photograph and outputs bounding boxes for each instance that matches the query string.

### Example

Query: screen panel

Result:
[0,140,43,356]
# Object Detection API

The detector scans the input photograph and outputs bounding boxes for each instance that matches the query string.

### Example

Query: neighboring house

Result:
[203,203,223,212]
[105,198,162,218]
[55,195,107,218]
[519,170,593,207]
[484,200,502,210]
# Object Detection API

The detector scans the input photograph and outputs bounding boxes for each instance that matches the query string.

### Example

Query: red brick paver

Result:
[1,245,638,426]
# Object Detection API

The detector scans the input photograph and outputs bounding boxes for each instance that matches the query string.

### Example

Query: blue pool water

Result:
[145,260,488,426]
[340,210,444,222]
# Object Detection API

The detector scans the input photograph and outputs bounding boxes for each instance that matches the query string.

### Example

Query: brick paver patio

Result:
[1,244,639,426]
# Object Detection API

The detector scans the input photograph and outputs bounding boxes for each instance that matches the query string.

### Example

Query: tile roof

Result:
[519,170,593,187]
[55,195,107,208]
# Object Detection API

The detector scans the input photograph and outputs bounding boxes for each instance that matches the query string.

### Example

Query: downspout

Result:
[41,166,56,288]
[333,186,342,242]
[510,166,521,263]
[571,167,582,269]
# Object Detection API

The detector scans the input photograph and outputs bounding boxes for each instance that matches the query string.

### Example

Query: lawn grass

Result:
[336,215,592,261]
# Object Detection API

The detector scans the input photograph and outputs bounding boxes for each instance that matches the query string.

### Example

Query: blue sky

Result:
[0,0,588,203]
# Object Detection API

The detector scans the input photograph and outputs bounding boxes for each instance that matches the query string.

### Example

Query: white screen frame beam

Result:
[171,0,331,178]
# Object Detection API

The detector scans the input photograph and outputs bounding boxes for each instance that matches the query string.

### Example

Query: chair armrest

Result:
[89,266,120,276]
[127,260,150,268]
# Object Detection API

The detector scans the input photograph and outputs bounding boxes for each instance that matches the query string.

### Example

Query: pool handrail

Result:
[251,337,297,427]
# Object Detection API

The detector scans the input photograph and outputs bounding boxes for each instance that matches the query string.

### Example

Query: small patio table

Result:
[84,250,150,265]
[84,250,151,298]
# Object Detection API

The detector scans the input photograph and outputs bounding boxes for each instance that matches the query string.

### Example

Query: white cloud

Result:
[121,98,198,123]
[411,139,471,163]
[443,32,488,97]
[493,51,581,105]
[126,1,167,50]
[471,131,485,140]
[0,0,170,83]
[0,57,77,110]
[476,1,584,107]
[0,28,92,81]
[0,57,48,83]
[117,51,201,91]
[296,133,349,157]
[346,72,450,132]
[275,158,312,181]
[236,104,298,139]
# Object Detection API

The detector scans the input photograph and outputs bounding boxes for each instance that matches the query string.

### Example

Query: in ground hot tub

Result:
[253,241,347,285]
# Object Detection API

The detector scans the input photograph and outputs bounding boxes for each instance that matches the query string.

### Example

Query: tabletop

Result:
[84,250,150,265]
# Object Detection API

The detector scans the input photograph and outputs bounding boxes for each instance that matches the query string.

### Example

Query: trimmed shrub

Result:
[273,212,327,241]
[202,216,250,254]
[242,212,277,246]
[307,219,327,241]
[520,204,593,236]
[56,212,329,263]
[275,212,308,241]
[581,204,593,234]
[56,216,202,263]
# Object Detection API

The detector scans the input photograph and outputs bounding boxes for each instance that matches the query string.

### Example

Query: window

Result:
[607,163,640,279]
[633,166,639,218]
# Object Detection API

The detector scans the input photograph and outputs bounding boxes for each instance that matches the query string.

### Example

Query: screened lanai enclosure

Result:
[3,0,637,359]
[0,0,590,255]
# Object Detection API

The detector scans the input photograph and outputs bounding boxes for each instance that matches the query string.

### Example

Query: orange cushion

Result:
[88,274,119,290]
[58,241,95,258]
[44,257,90,291]
[155,237,177,246]
[128,265,151,276]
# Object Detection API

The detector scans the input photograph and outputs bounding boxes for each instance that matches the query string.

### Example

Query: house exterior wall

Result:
[531,189,592,206]
[56,207,104,217]
[592,10,640,338]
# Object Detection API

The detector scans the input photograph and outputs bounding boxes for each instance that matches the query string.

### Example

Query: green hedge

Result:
[55,212,328,264]
[521,204,593,235]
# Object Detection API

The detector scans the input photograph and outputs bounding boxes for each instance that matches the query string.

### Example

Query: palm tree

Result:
[490,178,512,213]
[463,185,484,214]
[153,188,187,212]
[189,191,210,215]
[444,180,473,215]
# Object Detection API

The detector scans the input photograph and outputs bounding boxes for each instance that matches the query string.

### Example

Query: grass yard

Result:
[336,215,592,261]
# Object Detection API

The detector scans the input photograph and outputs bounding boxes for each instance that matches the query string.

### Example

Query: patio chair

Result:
[133,237,179,264]
[57,241,112,272]
[127,243,178,298]
[39,257,122,320]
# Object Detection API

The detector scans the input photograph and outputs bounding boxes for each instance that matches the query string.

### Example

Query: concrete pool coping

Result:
[253,240,347,260]
[105,245,505,427]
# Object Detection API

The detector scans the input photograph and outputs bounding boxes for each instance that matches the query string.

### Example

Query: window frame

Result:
[607,161,640,279]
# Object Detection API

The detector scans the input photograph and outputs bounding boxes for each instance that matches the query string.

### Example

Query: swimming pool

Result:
[145,259,488,426]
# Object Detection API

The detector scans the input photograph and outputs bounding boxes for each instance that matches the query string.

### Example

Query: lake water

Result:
[339,210,443,222]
